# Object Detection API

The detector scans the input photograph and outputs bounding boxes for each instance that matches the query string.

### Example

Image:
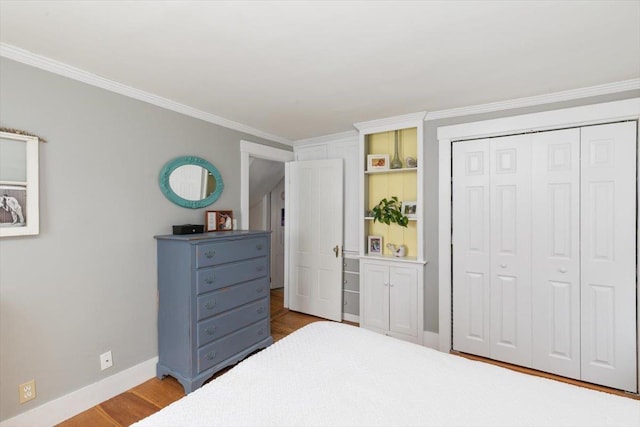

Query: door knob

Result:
[333,245,339,258]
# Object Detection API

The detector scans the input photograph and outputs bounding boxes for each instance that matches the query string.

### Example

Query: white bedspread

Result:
[133,321,639,427]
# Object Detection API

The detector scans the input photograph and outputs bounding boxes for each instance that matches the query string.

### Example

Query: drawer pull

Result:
[343,279,347,284]
[258,328,264,336]
[205,326,216,335]
[256,287,264,293]
[344,300,348,306]
[256,266,265,272]
[256,244,263,250]
[205,300,216,310]
[257,306,264,314]
[205,276,215,284]
[205,250,216,259]
[206,351,216,361]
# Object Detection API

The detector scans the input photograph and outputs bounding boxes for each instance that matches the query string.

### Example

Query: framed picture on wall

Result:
[205,210,234,231]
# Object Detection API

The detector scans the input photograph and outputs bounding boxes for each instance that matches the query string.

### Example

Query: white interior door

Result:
[452,139,492,357]
[531,128,581,379]
[286,159,344,321]
[270,178,285,289]
[580,121,637,392]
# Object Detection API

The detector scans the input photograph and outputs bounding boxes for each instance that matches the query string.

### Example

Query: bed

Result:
[133,322,639,427]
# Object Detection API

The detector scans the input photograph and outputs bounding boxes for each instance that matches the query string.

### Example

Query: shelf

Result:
[365,217,417,221]
[365,167,417,175]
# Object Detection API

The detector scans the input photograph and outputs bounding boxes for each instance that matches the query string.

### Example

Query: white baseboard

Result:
[423,331,439,350]
[342,313,359,323]
[0,357,158,427]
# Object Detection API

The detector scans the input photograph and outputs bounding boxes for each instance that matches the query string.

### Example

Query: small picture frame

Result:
[367,154,389,171]
[401,201,417,218]
[205,210,234,231]
[368,235,383,255]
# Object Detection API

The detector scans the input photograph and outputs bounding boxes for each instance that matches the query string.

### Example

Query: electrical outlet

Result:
[19,380,36,404]
[100,350,113,370]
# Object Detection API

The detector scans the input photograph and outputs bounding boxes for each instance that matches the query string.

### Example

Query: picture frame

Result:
[401,201,417,218]
[205,210,234,231]
[367,154,389,171]
[368,235,383,255]
[0,131,39,237]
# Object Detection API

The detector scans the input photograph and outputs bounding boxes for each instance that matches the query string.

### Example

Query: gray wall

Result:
[0,58,290,421]
[422,89,640,333]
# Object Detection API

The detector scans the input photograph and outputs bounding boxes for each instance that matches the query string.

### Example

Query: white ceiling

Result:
[1,1,639,143]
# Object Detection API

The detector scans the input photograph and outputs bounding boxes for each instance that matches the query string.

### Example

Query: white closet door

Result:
[531,129,581,379]
[580,121,637,393]
[452,139,491,357]
[489,134,532,367]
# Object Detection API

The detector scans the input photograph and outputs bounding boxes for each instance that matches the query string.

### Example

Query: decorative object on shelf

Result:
[206,210,234,231]
[371,196,409,227]
[159,156,224,209]
[405,156,417,168]
[386,243,408,257]
[368,235,383,255]
[401,201,417,219]
[367,154,389,171]
[390,130,403,169]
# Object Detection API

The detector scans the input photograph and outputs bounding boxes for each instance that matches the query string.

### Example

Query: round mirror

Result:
[159,156,224,208]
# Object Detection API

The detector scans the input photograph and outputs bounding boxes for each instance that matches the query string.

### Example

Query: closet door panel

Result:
[490,134,532,367]
[581,121,637,393]
[531,129,581,380]
[452,139,491,357]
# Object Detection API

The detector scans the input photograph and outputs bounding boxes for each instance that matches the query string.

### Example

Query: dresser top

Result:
[155,230,271,241]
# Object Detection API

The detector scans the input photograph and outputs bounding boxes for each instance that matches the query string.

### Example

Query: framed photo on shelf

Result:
[205,210,233,231]
[401,201,417,218]
[368,235,383,255]
[367,154,389,171]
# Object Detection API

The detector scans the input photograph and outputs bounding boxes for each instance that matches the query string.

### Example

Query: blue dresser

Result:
[155,230,273,393]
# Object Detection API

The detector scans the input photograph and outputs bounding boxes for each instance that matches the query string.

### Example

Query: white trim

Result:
[422,331,440,350]
[354,111,427,133]
[0,43,291,146]
[426,79,640,121]
[342,313,359,323]
[292,130,359,148]
[437,98,640,354]
[0,357,157,427]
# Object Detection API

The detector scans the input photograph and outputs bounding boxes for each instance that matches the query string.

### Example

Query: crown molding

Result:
[0,43,292,146]
[292,129,358,147]
[353,111,427,133]
[425,79,640,121]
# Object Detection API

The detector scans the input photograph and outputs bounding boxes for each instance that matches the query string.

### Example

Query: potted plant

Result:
[370,196,409,227]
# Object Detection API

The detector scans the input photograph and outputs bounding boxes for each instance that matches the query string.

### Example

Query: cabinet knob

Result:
[206,351,216,361]
[257,306,264,314]
[256,287,264,293]
[390,283,395,287]
[205,250,216,259]
[500,264,507,268]
[384,282,389,287]
[205,326,216,335]
[257,265,265,272]
[205,300,216,310]
[205,276,215,284]
[343,279,347,284]
[558,267,568,273]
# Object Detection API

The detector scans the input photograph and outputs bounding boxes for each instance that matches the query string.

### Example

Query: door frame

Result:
[437,99,640,378]
[240,140,294,304]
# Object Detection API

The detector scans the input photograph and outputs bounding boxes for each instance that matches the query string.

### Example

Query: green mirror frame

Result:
[159,156,224,209]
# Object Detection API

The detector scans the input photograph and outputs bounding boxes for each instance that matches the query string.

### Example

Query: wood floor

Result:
[56,288,325,427]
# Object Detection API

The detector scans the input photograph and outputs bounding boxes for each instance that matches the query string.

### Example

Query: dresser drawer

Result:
[343,257,359,273]
[198,319,269,373]
[197,278,269,320]
[196,237,268,268]
[197,298,268,347]
[196,257,268,294]
[343,271,359,292]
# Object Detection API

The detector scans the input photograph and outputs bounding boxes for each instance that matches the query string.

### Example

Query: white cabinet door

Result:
[580,122,637,393]
[361,262,389,331]
[287,159,344,321]
[452,139,492,357]
[489,134,532,368]
[389,266,418,337]
[531,128,581,380]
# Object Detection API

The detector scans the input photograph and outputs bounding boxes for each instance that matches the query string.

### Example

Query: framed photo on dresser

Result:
[206,210,233,231]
